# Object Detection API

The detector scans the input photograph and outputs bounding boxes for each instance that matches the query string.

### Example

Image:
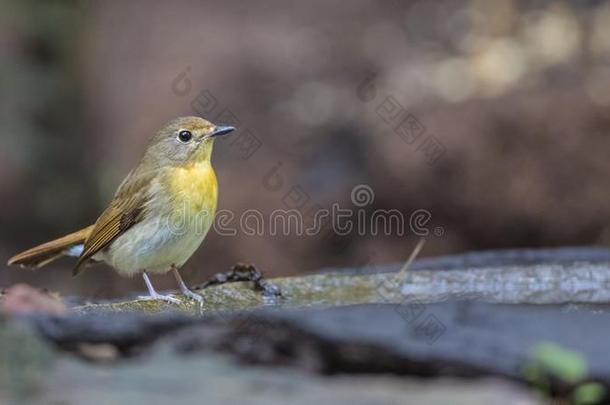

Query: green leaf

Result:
[531,342,587,383]
[573,382,605,405]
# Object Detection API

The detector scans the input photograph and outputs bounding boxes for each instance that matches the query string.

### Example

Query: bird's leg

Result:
[138,271,181,304]
[171,265,204,303]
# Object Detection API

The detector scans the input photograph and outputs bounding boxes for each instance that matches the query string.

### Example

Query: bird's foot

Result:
[179,287,204,304]
[137,293,181,305]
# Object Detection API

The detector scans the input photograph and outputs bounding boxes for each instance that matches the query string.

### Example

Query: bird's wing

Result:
[73,169,156,275]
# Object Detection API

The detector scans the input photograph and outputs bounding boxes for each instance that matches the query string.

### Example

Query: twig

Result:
[398,237,426,278]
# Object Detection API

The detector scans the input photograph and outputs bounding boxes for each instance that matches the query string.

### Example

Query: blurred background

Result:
[2,0,610,298]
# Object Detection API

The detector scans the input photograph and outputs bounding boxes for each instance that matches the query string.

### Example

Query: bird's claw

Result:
[137,293,182,305]
[180,288,204,303]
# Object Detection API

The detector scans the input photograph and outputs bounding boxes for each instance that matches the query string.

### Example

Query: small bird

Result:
[8,116,235,304]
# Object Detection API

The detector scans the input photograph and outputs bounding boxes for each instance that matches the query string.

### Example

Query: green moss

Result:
[76,272,409,315]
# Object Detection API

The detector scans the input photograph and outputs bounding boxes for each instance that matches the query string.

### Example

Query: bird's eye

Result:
[177,130,193,143]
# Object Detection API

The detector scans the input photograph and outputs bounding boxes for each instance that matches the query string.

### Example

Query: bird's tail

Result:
[7,225,94,268]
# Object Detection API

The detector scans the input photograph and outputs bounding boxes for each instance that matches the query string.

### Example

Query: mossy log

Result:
[76,254,610,314]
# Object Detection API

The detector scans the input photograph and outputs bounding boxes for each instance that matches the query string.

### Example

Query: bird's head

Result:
[143,116,235,168]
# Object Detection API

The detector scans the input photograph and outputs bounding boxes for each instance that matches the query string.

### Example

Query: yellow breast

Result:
[168,162,218,217]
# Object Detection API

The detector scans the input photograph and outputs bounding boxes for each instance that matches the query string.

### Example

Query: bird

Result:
[7,116,235,304]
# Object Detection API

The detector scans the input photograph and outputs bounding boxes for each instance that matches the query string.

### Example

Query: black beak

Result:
[211,125,235,137]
